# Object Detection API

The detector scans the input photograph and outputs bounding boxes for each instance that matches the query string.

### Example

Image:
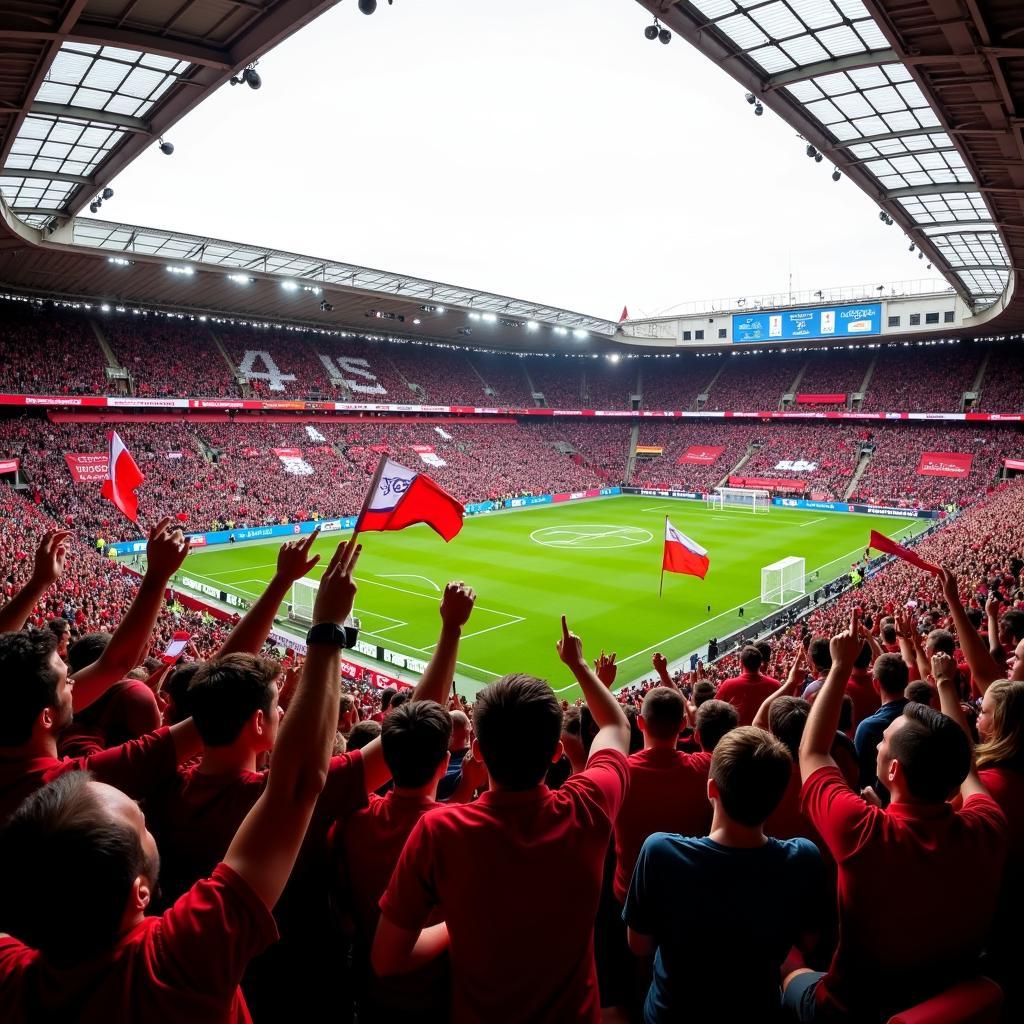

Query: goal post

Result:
[761,556,806,606]
[712,486,771,513]
[289,577,320,627]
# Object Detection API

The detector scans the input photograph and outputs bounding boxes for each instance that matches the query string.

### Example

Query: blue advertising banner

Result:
[732,303,882,344]
[773,497,938,519]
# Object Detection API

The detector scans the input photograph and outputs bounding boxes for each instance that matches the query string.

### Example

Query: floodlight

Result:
[745,93,756,105]
[644,24,658,40]
[814,153,823,163]
[878,211,887,222]
[359,0,377,12]
[754,103,763,116]
[832,169,841,181]
[909,243,915,251]
[281,281,299,292]
[101,187,114,200]
[243,68,261,89]
[658,28,671,44]
[806,144,817,158]
[159,139,174,155]
[89,202,98,213]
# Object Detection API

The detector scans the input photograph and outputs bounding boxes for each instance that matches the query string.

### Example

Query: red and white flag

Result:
[662,518,709,579]
[100,431,145,523]
[161,631,191,665]
[355,456,464,542]
[619,305,629,323]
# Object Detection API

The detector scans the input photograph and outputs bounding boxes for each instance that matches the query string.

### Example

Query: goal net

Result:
[290,577,320,627]
[761,556,806,606]
[711,486,771,513]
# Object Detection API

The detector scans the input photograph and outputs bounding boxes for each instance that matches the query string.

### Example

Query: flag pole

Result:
[659,515,666,598]
[352,453,387,542]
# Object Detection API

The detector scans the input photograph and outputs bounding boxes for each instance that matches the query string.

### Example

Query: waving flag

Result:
[868,530,940,576]
[619,305,629,323]
[355,456,464,542]
[661,518,709,593]
[100,431,145,523]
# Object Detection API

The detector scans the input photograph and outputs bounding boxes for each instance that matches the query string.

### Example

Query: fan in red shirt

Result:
[782,613,1008,1023]
[373,616,632,1024]
[715,645,780,725]
[844,641,880,728]
[0,535,362,1023]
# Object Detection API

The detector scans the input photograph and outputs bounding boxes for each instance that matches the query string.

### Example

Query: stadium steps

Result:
[89,319,131,395]
[844,449,873,500]
[693,360,729,409]
[464,355,497,401]
[624,422,641,484]
[720,443,760,488]
[967,349,992,409]
[207,329,244,394]
[521,362,543,407]
[387,358,424,402]
[88,319,122,371]
[852,355,878,409]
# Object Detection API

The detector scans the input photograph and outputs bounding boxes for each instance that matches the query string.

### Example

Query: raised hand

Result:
[829,606,863,668]
[440,581,476,630]
[931,650,958,689]
[985,593,1002,619]
[594,650,617,687]
[31,529,72,588]
[312,537,362,627]
[938,566,960,606]
[556,615,586,672]
[275,529,321,584]
[146,516,189,579]
[652,652,669,676]
[782,647,806,693]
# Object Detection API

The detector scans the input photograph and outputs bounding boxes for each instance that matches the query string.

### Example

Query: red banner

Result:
[917,451,974,477]
[271,448,302,458]
[0,458,19,474]
[728,475,808,493]
[410,444,435,454]
[1004,458,1024,471]
[64,453,108,483]
[796,393,846,404]
[678,445,725,465]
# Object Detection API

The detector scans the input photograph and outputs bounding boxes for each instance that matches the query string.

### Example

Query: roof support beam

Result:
[0,168,92,186]
[833,126,942,149]
[885,182,979,199]
[763,49,898,91]
[30,102,150,133]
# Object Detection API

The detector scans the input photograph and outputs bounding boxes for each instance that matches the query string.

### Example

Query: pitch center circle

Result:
[530,524,653,550]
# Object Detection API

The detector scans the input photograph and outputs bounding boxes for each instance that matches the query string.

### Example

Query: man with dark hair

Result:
[373,687,398,723]
[47,617,70,661]
[715,646,779,726]
[854,652,909,793]
[374,616,631,1022]
[783,610,1007,1022]
[905,680,937,708]
[625,727,823,1023]
[845,640,879,728]
[347,720,382,751]
[337,700,457,1021]
[801,637,833,702]
[879,620,899,654]
[694,698,738,752]
[0,536,361,1020]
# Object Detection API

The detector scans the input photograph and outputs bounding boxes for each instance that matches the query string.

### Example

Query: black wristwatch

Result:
[306,622,348,649]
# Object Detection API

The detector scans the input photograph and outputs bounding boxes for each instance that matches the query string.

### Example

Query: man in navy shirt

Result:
[624,726,824,1023]
[853,653,909,796]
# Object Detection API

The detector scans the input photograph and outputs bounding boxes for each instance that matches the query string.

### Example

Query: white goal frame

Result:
[761,556,806,606]
[290,577,320,627]
[711,486,771,513]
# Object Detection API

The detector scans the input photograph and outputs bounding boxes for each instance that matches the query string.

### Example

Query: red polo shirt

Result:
[612,746,711,902]
[59,679,162,758]
[802,765,1007,1020]
[380,748,629,1023]
[714,673,779,726]
[0,727,177,823]
[147,750,367,906]
[0,863,276,1023]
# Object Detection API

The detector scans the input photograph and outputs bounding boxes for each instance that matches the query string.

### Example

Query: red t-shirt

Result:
[612,746,711,902]
[0,863,276,1023]
[0,727,177,823]
[802,765,1007,1020]
[714,673,780,726]
[765,763,823,849]
[845,669,880,729]
[380,748,630,1024]
[146,750,367,905]
[60,680,162,758]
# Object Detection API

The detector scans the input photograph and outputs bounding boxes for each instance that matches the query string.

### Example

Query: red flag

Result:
[619,305,629,323]
[868,530,940,575]
[355,456,464,542]
[100,431,145,523]
[663,518,709,579]
[161,631,191,664]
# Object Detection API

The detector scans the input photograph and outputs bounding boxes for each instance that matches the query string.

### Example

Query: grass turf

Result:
[176,496,929,699]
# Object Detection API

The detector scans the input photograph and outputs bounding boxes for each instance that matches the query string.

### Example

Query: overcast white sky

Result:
[95,0,943,322]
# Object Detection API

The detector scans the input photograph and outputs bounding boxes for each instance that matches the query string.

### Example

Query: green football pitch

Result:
[174,497,929,699]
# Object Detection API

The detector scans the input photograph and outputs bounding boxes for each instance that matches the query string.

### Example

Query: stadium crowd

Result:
[4,300,1024,414]
[0,466,1022,1023]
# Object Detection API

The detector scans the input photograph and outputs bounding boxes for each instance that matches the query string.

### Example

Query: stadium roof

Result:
[0,0,345,229]
[632,0,1024,330]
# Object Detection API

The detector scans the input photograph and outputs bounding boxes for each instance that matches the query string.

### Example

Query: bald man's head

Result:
[450,709,471,750]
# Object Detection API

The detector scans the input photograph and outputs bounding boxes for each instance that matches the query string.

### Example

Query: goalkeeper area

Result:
[175,496,929,699]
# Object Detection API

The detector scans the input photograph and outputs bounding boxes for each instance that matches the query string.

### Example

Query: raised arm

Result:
[71,518,188,711]
[931,651,989,802]
[986,594,1008,675]
[557,616,630,757]
[940,568,1004,694]
[799,608,862,781]
[411,581,476,706]
[651,652,679,690]
[894,607,926,682]
[224,537,360,910]
[0,530,71,634]
[752,649,804,731]
[216,531,321,658]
